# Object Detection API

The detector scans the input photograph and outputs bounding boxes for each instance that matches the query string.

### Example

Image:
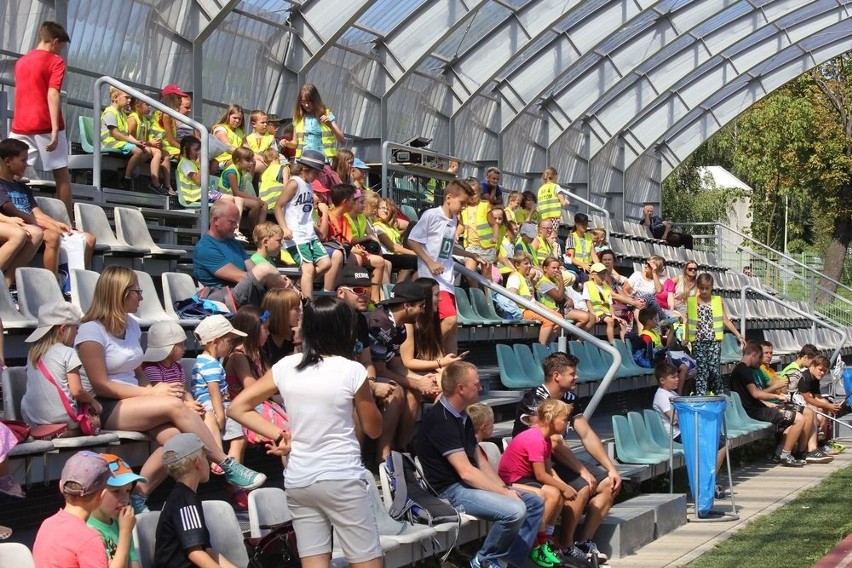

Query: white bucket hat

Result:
[25,302,83,343]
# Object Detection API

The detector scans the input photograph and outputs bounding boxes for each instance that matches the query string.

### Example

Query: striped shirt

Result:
[191,354,228,405]
[141,361,185,385]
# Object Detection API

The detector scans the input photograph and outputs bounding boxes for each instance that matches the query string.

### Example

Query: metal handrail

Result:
[453,262,621,419]
[739,285,847,365]
[380,140,466,197]
[92,76,212,232]
[678,221,852,299]
[559,189,610,234]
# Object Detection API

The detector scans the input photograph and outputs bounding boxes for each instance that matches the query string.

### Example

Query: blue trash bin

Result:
[672,395,726,517]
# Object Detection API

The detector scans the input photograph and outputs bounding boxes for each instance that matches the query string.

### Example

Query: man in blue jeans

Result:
[416,361,544,568]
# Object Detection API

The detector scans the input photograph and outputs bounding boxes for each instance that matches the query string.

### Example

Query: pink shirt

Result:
[498,426,551,484]
[33,509,108,568]
[141,361,185,385]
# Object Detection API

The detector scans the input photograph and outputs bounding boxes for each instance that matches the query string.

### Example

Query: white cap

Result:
[193,315,246,345]
[26,302,83,343]
[143,320,187,362]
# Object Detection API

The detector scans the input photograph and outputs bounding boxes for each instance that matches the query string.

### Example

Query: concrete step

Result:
[585,506,656,559]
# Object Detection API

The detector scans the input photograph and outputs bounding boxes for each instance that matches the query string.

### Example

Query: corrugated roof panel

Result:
[433,1,513,60]
[356,0,427,36]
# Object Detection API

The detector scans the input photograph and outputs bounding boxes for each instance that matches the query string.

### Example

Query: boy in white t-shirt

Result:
[652,362,681,441]
[407,179,487,354]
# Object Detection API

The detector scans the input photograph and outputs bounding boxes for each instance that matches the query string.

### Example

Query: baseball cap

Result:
[162,433,206,466]
[26,302,82,343]
[193,315,247,345]
[143,320,187,362]
[101,453,147,486]
[520,223,538,239]
[336,256,371,288]
[352,158,369,171]
[266,113,283,124]
[590,262,607,273]
[161,84,187,98]
[378,281,427,306]
[574,212,589,224]
[60,451,111,497]
[296,149,326,171]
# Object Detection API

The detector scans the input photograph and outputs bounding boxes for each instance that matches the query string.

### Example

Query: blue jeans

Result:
[442,482,544,567]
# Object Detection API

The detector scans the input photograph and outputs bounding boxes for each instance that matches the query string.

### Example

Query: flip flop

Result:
[0,525,12,539]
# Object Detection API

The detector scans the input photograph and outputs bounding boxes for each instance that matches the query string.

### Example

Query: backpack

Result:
[382,451,462,559]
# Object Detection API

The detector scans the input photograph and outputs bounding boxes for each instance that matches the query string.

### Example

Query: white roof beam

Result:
[191,0,240,43]
[286,0,375,74]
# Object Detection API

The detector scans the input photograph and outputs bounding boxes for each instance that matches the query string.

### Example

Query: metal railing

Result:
[453,262,621,419]
[92,76,212,232]
[739,286,847,365]
[560,189,610,234]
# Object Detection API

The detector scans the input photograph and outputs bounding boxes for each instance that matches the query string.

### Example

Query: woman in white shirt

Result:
[228,296,384,568]
[76,266,266,512]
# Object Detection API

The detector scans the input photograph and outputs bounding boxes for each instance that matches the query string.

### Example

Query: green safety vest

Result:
[535,236,554,265]
[345,213,368,239]
[536,274,559,309]
[686,295,724,342]
[177,158,201,203]
[537,182,561,219]
[259,163,287,210]
[100,106,130,150]
[585,280,612,317]
[510,270,532,300]
[373,220,400,244]
[640,329,662,348]
[569,231,594,265]
[213,124,244,164]
[294,110,338,158]
[128,111,149,142]
[515,238,538,266]
[218,164,242,195]
[149,110,179,156]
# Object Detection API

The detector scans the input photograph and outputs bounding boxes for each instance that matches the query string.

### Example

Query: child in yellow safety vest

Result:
[506,252,560,346]
[685,273,745,395]
[100,87,153,192]
[636,307,694,394]
[459,180,499,284]
[536,257,593,333]
[258,147,289,211]
[582,263,626,345]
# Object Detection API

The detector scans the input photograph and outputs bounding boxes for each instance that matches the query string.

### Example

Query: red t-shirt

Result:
[11,49,66,134]
[498,426,551,484]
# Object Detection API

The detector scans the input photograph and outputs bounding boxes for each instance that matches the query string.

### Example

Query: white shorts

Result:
[201,400,244,441]
[9,131,69,171]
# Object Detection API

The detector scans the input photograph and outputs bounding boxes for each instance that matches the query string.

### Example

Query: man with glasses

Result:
[366,280,438,453]
[417,361,544,568]
[335,258,404,464]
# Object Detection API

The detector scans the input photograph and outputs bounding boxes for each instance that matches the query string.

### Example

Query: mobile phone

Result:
[458,350,470,358]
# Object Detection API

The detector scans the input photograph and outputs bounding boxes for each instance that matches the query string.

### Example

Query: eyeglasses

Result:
[343,286,370,296]
[128,288,143,296]
[686,267,697,272]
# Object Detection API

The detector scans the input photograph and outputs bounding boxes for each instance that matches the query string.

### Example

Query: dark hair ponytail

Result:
[296,296,356,371]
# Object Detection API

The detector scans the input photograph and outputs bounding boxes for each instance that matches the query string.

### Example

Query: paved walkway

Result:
[608,440,852,567]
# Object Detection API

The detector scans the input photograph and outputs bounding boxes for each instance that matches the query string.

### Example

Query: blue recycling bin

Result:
[672,395,726,517]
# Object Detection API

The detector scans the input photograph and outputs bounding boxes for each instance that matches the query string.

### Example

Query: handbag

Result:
[37,360,101,436]
[244,400,289,445]
[0,419,31,443]
[244,521,300,568]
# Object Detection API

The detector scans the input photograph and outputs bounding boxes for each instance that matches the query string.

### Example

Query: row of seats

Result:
[0,267,202,331]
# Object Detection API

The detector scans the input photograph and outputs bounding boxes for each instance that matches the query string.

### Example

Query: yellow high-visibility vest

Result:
[570,231,594,265]
[100,106,130,150]
[537,182,561,219]
[259,163,287,210]
[213,124,244,164]
[686,295,724,342]
[536,274,559,309]
[585,280,612,317]
[294,110,338,158]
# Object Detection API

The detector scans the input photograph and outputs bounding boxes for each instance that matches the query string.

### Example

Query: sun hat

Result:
[101,453,148,486]
[142,320,187,362]
[296,149,326,171]
[194,315,247,345]
[590,262,607,273]
[25,302,82,343]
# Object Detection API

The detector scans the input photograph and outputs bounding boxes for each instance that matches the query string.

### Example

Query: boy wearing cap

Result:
[88,454,147,568]
[33,451,111,567]
[192,316,247,465]
[565,213,598,285]
[583,262,626,345]
[408,179,487,354]
[274,148,331,298]
[155,433,237,568]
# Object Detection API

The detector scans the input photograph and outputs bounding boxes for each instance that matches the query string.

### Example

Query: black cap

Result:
[574,212,589,224]
[378,281,427,306]
[336,256,371,288]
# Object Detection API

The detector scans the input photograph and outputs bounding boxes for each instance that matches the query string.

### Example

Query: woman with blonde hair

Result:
[261,287,302,365]
[287,83,345,160]
[371,196,417,281]
[75,266,266,513]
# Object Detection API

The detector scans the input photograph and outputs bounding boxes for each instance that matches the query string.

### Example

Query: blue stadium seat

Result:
[496,344,540,389]
[612,415,669,464]
[643,409,684,453]
[513,344,545,383]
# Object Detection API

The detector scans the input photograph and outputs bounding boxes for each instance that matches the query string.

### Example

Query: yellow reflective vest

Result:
[294,110,338,159]
[686,295,724,342]
[177,157,201,203]
[585,280,612,317]
[100,106,130,150]
[246,132,275,153]
[213,124,244,164]
[569,231,594,265]
[537,182,562,219]
[259,163,287,210]
[536,274,559,309]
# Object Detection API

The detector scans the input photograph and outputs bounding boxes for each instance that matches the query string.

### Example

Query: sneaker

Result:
[714,484,726,500]
[121,177,134,191]
[560,545,587,561]
[575,540,608,563]
[804,450,834,464]
[778,453,806,467]
[530,543,563,568]
[470,554,497,568]
[220,457,267,490]
[0,475,25,499]
[130,492,149,514]
[828,440,846,454]
[148,183,170,196]
[234,230,249,243]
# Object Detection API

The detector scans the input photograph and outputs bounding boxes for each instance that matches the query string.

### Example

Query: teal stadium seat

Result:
[720,333,743,363]
[513,344,545,383]
[454,287,484,326]
[531,343,552,369]
[643,409,684,453]
[468,288,505,325]
[496,344,540,389]
[628,411,682,456]
[612,415,670,464]
[78,115,96,154]
[568,341,601,382]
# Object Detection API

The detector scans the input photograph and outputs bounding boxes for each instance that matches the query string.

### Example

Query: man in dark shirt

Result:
[730,342,812,466]
[511,352,620,562]
[366,280,438,448]
[792,354,841,458]
[417,361,543,568]
[336,257,403,464]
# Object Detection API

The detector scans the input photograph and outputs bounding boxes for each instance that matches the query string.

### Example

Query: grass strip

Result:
[687,465,852,568]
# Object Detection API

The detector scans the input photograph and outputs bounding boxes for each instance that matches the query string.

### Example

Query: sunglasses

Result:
[686,267,698,272]
[343,286,370,296]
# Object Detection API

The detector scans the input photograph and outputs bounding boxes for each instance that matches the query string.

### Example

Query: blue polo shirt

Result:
[193,233,249,287]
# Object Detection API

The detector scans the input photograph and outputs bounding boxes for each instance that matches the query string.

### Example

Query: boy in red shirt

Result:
[10,21,72,215]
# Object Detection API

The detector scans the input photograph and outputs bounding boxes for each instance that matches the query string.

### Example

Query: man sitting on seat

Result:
[194,200,292,308]
[729,342,813,466]
[511,352,620,563]
[417,361,544,568]
[640,204,694,248]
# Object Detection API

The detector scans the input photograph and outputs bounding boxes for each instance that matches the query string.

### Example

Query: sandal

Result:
[0,525,11,539]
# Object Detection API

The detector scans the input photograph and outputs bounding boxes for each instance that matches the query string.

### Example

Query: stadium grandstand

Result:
[1,1,852,567]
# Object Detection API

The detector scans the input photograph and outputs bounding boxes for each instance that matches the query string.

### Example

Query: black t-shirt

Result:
[354,311,369,358]
[511,385,582,437]
[154,482,211,568]
[366,306,406,363]
[416,400,479,494]
[263,336,295,367]
[730,362,762,413]
[796,370,821,397]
